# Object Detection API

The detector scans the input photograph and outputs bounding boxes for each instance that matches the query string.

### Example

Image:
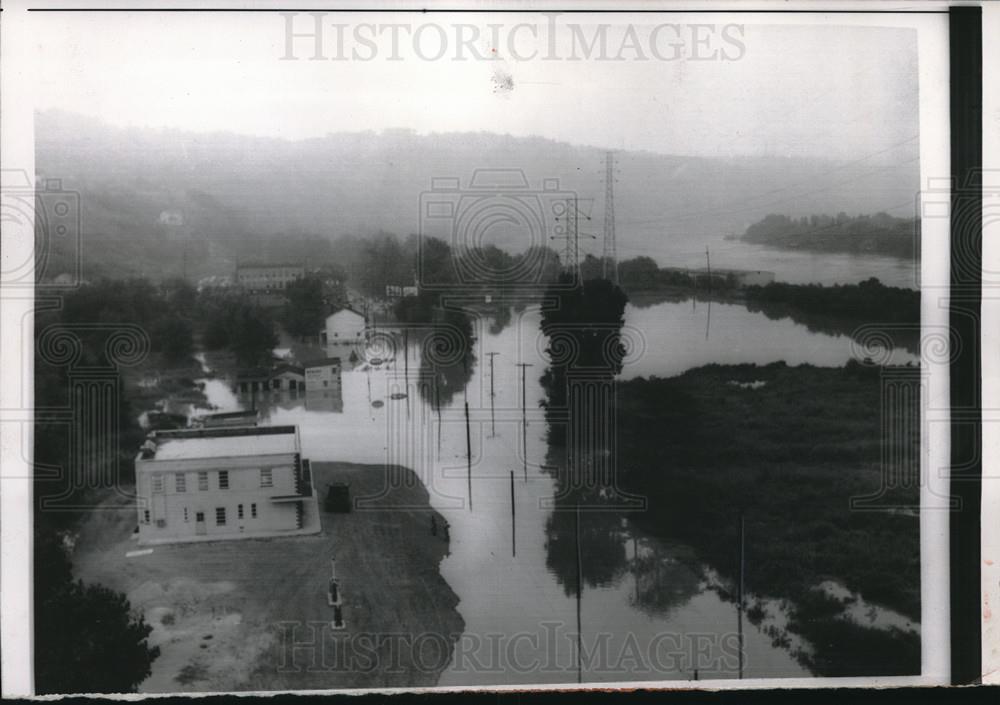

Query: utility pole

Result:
[516,363,533,481]
[404,328,410,419]
[434,376,442,454]
[510,470,516,558]
[705,247,713,341]
[465,400,473,511]
[486,352,500,437]
[575,503,583,684]
[603,151,618,284]
[738,510,745,680]
[366,369,373,420]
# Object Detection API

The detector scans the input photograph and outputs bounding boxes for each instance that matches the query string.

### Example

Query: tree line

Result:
[741,212,919,259]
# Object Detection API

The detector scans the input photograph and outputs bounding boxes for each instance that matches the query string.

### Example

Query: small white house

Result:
[322,308,367,346]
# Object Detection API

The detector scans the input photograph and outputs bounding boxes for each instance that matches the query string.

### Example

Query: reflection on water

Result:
[191,300,916,685]
[619,300,917,380]
[817,581,920,634]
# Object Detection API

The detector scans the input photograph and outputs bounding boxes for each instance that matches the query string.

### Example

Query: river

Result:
[192,300,917,686]
[640,238,918,290]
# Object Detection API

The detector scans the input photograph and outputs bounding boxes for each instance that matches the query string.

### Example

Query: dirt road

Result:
[72,462,464,692]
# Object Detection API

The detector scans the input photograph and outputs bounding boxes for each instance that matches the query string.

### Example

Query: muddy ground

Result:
[72,462,464,692]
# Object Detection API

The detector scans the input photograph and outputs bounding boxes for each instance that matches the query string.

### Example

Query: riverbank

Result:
[71,463,463,691]
[614,361,921,676]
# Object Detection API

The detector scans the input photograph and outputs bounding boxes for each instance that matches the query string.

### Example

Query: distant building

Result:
[385,284,419,298]
[158,210,184,227]
[192,410,260,429]
[197,275,233,292]
[235,263,305,294]
[234,368,272,394]
[270,364,306,392]
[303,357,342,392]
[134,425,320,545]
[322,308,367,347]
[694,268,776,287]
[234,365,305,394]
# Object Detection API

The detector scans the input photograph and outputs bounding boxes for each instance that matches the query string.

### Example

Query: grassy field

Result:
[614,361,922,675]
[72,463,463,692]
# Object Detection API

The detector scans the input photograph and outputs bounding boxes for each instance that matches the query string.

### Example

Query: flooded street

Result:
[192,301,915,685]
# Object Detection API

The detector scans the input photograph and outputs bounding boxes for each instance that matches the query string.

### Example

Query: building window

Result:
[260,468,273,488]
[273,379,280,389]
[175,473,186,493]
[143,509,150,524]
[156,519,167,528]
[251,503,257,518]
[219,471,229,490]
[323,380,328,387]
[238,504,244,520]
[215,507,226,526]
[152,475,164,494]
[198,471,209,491]
[184,507,189,523]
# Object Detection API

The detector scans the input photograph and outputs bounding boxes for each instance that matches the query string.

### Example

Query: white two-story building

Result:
[134,425,320,545]
[322,308,367,347]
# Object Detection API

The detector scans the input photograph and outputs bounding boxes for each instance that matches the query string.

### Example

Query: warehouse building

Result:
[134,425,320,545]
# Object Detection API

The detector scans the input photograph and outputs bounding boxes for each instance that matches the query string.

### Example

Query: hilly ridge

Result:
[35,109,920,281]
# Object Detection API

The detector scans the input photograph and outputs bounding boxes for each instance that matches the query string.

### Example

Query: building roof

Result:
[144,425,299,462]
[199,410,259,421]
[302,356,342,368]
[236,262,305,270]
[326,307,366,320]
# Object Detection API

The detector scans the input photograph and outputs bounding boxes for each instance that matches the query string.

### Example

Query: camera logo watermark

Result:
[1,169,82,289]
[418,169,576,293]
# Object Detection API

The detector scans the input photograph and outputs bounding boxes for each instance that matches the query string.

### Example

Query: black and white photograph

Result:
[2,0,994,697]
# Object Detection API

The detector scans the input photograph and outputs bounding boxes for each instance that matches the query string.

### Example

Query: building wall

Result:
[271,371,305,391]
[324,310,366,345]
[135,453,308,544]
[304,363,341,391]
[236,265,304,292]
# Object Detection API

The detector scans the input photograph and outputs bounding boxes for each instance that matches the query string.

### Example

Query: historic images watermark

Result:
[276,621,742,677]
[279,13,746,63]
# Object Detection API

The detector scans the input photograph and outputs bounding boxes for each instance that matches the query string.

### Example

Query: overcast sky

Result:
[31,11,920,163]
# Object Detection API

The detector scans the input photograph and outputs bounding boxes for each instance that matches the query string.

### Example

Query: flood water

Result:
[195,300,916,686]
[643,238,918,290]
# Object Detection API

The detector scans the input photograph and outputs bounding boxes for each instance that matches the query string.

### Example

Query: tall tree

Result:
[229,303,279,367]
[282,274,328,339]
[35,533,159,693]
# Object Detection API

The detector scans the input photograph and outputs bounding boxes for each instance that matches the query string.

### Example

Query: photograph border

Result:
[0,0,986,696]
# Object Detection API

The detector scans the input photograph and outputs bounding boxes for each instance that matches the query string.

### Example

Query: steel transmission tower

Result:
[552,196,594,282]
[603,151,618,284]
